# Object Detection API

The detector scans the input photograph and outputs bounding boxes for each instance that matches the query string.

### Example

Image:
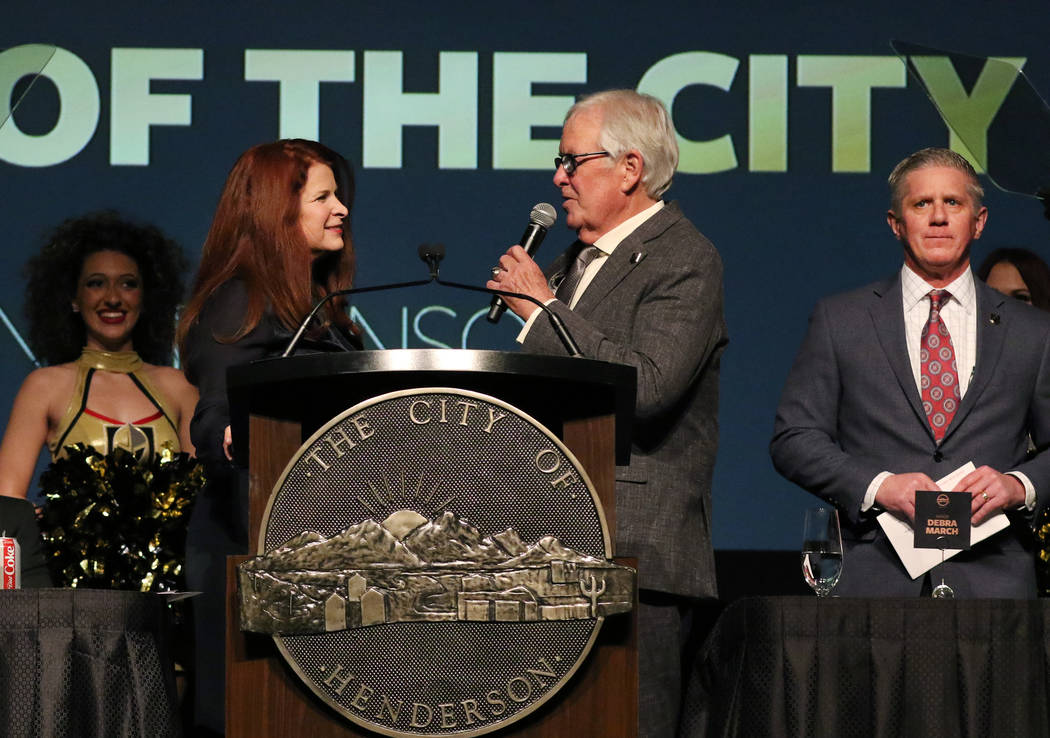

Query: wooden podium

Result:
[224,349,638,737]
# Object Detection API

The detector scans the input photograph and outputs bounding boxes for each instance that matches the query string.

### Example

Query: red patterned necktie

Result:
[920,289,960,443]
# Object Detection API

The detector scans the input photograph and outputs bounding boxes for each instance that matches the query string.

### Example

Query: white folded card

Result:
[876,462,1010,579]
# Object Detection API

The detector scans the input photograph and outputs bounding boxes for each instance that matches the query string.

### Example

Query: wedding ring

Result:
[982,492,989,501]
[491,267,502,277]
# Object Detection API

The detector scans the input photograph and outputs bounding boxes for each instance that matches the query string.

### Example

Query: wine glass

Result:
[801,507,843,597]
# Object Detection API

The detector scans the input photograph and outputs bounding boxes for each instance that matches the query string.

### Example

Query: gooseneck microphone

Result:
[436,277,582,358]
[281,274,430,357]
[418,242,445,280]
[283,239,582,358]
[485,203,557,324]
[283,245,446,357]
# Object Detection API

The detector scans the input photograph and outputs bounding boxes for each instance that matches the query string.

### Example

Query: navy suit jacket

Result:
[771,272,1050,597]
[523,202,727,599]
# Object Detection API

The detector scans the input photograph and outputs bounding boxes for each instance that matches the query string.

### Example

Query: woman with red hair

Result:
[177,139,360,735]
[178,138,360,463]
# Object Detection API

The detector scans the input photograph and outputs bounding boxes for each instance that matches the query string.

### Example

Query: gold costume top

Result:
[48,349,181,461]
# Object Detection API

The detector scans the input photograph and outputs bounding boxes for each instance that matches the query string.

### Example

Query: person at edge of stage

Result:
[977,246,1050,310]
[771,147,1050,598]
[0,211,196,499]
[486,89,728,738]
[176,139,361,736]
[977,246,1050,593]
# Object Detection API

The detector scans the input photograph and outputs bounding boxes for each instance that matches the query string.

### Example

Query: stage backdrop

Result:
[4,1,1050,555]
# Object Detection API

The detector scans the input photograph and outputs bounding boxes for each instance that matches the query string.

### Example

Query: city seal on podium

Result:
[238,387,635,737]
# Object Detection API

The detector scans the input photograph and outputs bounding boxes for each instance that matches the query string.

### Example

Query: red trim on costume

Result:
[85,409,165,426]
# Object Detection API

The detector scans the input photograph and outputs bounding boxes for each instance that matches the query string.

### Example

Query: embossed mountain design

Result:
[498,536,602,567]
[401,514,603,567]
[241,512,636,636]
[255,510,603,572]
[401,511,514,565]
[262,530,325,559]
[249,519,423,571]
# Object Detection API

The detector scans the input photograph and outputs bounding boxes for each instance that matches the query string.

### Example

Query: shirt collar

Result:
[592,200,664,255]
[901,263,975,313]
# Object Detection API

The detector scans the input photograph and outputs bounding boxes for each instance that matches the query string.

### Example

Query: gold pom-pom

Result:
[37,444,206,592]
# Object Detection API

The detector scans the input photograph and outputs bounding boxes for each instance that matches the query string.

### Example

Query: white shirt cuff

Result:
[863,470,1034,514]
[515,299,555,344]
[862,471,893,513]
[1005,471,1036,511]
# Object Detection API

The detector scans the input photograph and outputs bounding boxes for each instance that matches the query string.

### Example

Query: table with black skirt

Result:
[0,589,181,738]
[695,596,1050,738]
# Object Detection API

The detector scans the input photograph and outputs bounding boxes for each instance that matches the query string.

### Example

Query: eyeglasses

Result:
[554,151,610,175]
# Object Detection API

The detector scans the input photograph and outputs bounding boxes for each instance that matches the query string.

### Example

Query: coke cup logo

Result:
[2,540,15,586]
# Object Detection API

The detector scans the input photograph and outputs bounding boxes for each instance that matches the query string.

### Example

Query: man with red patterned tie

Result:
[771,147,1050,597]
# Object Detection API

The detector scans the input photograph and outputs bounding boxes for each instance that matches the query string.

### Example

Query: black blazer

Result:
[183,279,360,464]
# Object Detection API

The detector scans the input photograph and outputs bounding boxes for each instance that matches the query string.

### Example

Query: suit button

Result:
[934,451,944,462]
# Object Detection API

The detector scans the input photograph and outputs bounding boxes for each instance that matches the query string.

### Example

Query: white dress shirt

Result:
[516,201,664,340]
[901,264,976,397]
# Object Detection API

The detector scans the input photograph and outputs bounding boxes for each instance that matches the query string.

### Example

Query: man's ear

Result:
[621,150,644,193]
[972,206,989,240]
[886,210,902,240]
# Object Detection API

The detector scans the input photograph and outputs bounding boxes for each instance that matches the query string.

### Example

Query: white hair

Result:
[567,90,678,199]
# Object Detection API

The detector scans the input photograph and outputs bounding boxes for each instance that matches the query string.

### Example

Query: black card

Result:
[914,490,971,550]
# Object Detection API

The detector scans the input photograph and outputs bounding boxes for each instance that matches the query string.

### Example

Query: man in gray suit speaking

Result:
[772,147,1050,598]
[488,89,727,737]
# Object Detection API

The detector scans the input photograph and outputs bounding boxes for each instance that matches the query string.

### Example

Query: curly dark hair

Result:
[24,211,188,365]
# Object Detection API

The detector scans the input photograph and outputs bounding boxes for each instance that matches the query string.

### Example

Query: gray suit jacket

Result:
[771,273,1050,597]
[523,201,727,598]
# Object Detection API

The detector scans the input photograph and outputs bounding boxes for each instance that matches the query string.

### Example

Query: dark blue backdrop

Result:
[4,1,1050,550]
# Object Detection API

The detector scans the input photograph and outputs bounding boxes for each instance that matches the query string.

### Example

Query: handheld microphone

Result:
[486,202,557,324]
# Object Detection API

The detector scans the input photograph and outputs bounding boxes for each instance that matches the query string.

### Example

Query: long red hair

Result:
[177,139,356,351]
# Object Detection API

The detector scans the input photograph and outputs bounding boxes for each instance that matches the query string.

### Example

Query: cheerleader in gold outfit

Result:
[0,212,197,499]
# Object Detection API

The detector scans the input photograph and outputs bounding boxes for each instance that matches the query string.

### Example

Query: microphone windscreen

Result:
[530,202,557,229]
[417,242,445,261]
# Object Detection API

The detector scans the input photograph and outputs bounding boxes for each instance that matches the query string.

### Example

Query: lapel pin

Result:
[630,252,646,264]
[989,313,1000,325]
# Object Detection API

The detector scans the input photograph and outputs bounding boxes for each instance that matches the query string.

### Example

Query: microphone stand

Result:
[287,245,583,361]
[422,241,580,356]
[282,254,583,358]
[434,276,582,358]
[281,278,430,357]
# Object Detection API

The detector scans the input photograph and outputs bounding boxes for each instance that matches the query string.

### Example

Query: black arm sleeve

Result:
[183,281,282,464]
